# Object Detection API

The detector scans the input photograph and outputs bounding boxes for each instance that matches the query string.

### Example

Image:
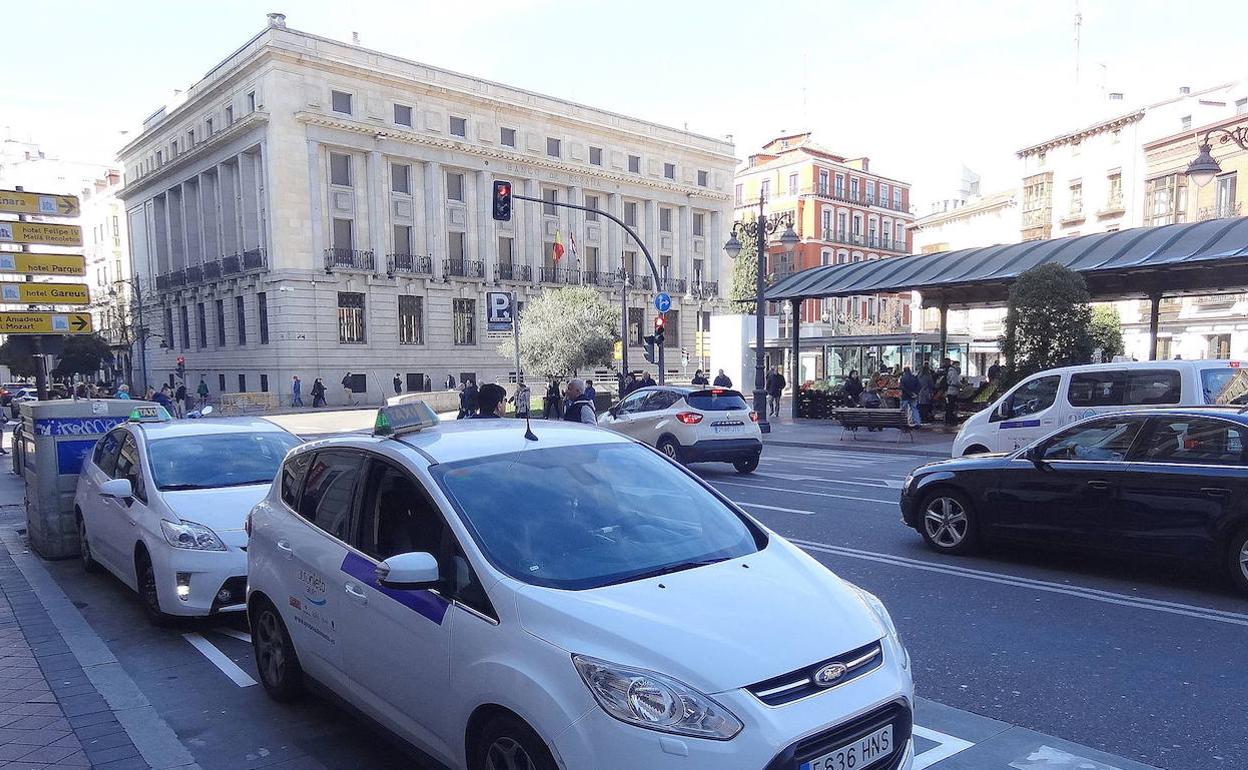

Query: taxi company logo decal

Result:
[814,662,849,687]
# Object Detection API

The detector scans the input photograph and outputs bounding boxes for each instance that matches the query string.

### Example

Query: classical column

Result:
[367,150,386,271]
[569,185,583,281]
[607,193,623,274]
[423,161,443,278]
[644,199,659,286]
[678,205,693,286]
[709,210,723,286]
[524,178,541,271]
[475,170,494,278]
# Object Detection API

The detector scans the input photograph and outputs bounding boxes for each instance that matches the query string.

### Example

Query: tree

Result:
[998,263,1094,382]
[728,229,759,314]
[500,286,618,379]
[52,334,112,378]
[0,339,38,378]
[1089,305,1124,363]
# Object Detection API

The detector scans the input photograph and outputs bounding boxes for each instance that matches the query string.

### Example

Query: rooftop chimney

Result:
[267,12,286,29]
[352,31,360,44]
[1108,92,1124,101]
[1179,85,1191,95]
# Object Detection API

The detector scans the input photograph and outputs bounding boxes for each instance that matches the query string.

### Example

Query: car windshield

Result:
[1202,367,1248,405]
[147,432,302,491]
[431,442,765,590]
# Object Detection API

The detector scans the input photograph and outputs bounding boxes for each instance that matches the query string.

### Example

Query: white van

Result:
[952,359,1247,456]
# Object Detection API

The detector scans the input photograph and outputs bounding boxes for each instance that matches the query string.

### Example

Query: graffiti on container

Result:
[33,417,128,437]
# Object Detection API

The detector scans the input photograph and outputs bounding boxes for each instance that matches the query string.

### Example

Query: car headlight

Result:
[160,520,227,551]
[572,655,743,740]
[850,586,909,670]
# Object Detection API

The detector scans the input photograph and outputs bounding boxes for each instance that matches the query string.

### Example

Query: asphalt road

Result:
[30,441,1248,770]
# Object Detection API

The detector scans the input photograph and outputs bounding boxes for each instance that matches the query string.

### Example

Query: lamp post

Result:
[1185,125,1248,188]
[724,192,799,434]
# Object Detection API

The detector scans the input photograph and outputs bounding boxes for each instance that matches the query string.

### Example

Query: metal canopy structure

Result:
[766,217,1248,309]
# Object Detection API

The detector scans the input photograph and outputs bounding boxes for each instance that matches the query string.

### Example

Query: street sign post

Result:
[486,290,523,384]
[0,221,83,247]
[0,282,90,305]
[0,311,92,335]
[0,253,86,276]
[0,189,80,218]
[654,292,672,313]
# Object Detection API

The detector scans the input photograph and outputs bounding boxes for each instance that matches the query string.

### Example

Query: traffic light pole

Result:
[511,193,665,386]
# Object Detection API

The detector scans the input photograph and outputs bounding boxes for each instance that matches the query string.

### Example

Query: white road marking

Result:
[791,538,1248,628]
[738,502,814,515]
[183,632,258,687]
[712,479,899,505]
[757,471,904,489]
[912,725,976,769]
[213,628,253,644]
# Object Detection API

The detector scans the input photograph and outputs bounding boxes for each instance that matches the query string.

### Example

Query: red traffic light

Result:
[492,180,513,222]
[654,315,666,329]
[176,356,185,365]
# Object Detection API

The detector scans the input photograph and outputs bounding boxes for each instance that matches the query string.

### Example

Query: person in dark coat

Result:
[311,378,327,408]
[712,369,732,388]
[458,381,479,419]
[691,369,709,386]
[640,372,656,388]
[471,384,507,418]
[987,360,1002,384]
[544,379,562,419]
[765,367,786,417]
[393,373,403,395]
[899,366,921,426]
[843,370,864,405]
[917,364,935,422]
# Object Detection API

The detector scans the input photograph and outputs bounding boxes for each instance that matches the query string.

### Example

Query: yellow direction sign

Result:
[0,311,92,335]
[0,252,86,276]
[0,190,80,218]
[0,282,89,306]
[0,221,82,247]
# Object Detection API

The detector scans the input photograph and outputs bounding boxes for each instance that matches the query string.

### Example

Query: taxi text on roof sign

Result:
[374,401,440,436]
[129,404,172,423]
[0,312,92,335]
[0,221,83,247]
[0,282,89,306]
[0,252,86,276]
[0,189,80,218]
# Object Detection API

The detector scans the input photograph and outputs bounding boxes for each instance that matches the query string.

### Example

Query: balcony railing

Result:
[806,186,908,212]
[203,260,222,280]
[1198,201,1242,221]
[657,277,687,294]
[443,259,484,278]
[622,273,653,291]
[539,266,575,284]
[584,270,617,287]
[324,248,375,273]
[690,280,719,299]
[243,248,266,270]
[820,229,908,252]
[387,253,432,276]
[495,263,532,282]
[222,253,242,275]
[1097,196,1125,217]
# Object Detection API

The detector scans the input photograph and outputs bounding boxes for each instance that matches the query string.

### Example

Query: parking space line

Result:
[183,632,258,687]
[912,725,976,769]
[212,628,252,644]
[738,502,814,515]
[712,479,898,505]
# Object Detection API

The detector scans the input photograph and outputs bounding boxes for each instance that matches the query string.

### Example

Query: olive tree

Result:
[499,286,618,378]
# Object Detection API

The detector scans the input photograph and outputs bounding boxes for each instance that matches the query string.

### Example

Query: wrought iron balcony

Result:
[222,253,242,275]
[539,266,574,284]
[820,229,908,253]
[1198,201,1242,221]
[623,273,653,291]
[443,259,484,278]
[324,248,375,273]
[387,253,432,276]
[584,270,618,287]
[495,263,531,282]
[656,277,687,294]
[690,280,719,299]
[243,248,266,270]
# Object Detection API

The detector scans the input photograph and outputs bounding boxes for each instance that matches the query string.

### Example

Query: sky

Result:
[4,0,1248,210]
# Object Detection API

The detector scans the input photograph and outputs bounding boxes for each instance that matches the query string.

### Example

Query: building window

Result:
[156,150,163,166]
[1215,173,1238,218]
[215,300,225,346]
[893,187,901,207]
[331,90,352,115]
[196,303,207,349]
[398,295,423,345]
[498,236,514,265]
[850,178,860,199]
[394,104,413,126]
[260,374,269,393]
[453,299,476,346]
[589,146,603,166]
[835,173,845,196]
[1237,98,1247,115]
[818,170,829,194]
[394,224,413,255]
[547,137,561,158]
[585,246,599,273]
[329,153,351,186]
[734,184,743,205]
[866,180,875,203]
[446,172,464,202]
[237,374,246,392]
[788,173,798,196]
[1144,174,1187,226]
[1069,182,1083,215]
[543,188,558,216]
[837,211,848,235]
[186,129,195,147]
[659,208,672,232]
[205,118,213,137]
[627,306,643,345]
[760,179,770,199]
[258,292,269,344]
[171,140,178,156]
[449,116,467,137]
[332,218,353,251]
[1180,115,1192,130]
[628,154,641,173]
[246,91,256,112]
[698,170,709,187]
[500,127,516,147]
[219,373,227,392]
[179,306,190,349]
[623,201,638,227]
[1106,173,1123,208]
[338,292,366,343]
[879,183,888,203]
[391,163,410,194]
[693,212,704,236]
[693,258,704,284]
[664,163,676,179]
[585,195,599,221]
[623,251,638,278]
[822,209,832,235]
[896,222,905,245]
[225,105,234,125]
[236,296,247,345]
[446,231,467,265]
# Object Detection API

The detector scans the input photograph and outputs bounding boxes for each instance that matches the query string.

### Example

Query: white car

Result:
[74,407,301,625]
[246,403,913,770]
[599,386,764,473]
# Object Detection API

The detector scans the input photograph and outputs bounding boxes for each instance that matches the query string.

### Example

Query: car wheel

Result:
[136,552,175,627]
[963,444,990,456]
[733,454,760,474]
[77,513,99,573]
[1228,528,1248,596]
[471,713,557,770]
[919,489,979,554]
[657,436,684,464]
[250,598,305,702]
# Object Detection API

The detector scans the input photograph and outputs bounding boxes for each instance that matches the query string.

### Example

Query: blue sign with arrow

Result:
[654,292,672,313]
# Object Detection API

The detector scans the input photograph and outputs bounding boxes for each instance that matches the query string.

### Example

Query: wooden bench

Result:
[830,408,915,442]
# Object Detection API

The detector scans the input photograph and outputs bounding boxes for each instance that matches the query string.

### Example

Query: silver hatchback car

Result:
[599,386,763,473]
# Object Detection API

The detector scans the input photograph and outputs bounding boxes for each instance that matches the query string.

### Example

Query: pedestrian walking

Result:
[197,378,210,406]
[843,370,864,405]
[116,384,131,400]
[562,378,597,425]
[458,380,479,419]
[154,385,176,414]
[691,369,709,386]
[899,366,921,427]
[341,372,356,405]
[917,364,935,422]
[471,384,507,419]
[943,359,962,425]
[584,379,596,405]
[311,378,327,408]
[987,359,1002,384]
[423,374,432,392]
[174,383,188,418]
[765,367,786,417]
[510,382,532,419]
[713,369,732,388]
[291,375,304,407]
[445,372,456,390]
[640,372,656,388]
[393,372,402,396]
[544,379,562,419]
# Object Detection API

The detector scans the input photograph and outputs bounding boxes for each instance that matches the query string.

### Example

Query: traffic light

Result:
[642,334,656,364]
[492,180,512,221]
[653,314,666,347]
[176,356,185,379]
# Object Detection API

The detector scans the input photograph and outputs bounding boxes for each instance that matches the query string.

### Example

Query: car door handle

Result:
[1085,480,1112,491]
[275,539,294,559]
[1201,487,1230,498]
[344,582,368,605]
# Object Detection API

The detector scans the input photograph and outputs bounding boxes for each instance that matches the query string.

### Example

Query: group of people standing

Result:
[896,358,963,426]
[450,378,596,424]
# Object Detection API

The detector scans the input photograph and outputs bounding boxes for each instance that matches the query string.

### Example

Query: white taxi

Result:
[246,403,914,770]
[74,406,301,625]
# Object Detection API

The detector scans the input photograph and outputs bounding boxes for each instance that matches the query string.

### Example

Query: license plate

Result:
[712,424,741,434]
[800,724,893,770]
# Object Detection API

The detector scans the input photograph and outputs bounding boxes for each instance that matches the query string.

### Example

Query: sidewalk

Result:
[762,410,957,458]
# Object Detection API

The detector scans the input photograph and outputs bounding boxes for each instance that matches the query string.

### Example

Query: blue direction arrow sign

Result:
[654,292,672,313]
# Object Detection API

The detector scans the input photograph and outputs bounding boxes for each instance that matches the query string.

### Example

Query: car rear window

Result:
[685,390,749,411]
[1202,367,1248,405]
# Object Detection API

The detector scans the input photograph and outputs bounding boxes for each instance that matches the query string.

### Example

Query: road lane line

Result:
[712,479,899,505]
[213,628,253,644]
[738,502,814,515]
[912,726,975,769]
[758,472,903,489]
[183,632,259,687]
[790,538,1248,627]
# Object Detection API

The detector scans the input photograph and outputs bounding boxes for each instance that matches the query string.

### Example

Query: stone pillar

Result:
[473,171,494,278]
[608,193,623,274]
[569,185,584,280]
[709,210,723,286]
[644,199,659,286]
[524,178,541,270]
[678,205,693,285]
[306,145,324,264]
[367,150,386,270]
[423,161,443,278]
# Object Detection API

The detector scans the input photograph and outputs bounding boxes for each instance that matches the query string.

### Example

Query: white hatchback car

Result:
[246,404,913,770]
[74,407,301,625]
[599,386,764,473]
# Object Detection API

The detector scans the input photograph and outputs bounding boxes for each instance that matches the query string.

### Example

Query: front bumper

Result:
[685,437,763,463]
[898,489,921,530]
[148,542,248,616]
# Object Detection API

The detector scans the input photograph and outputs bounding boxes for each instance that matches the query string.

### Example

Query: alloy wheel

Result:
[924,496,968,548]
[140,562,160,613]
[1240,540,1248,582]
[662,443,677,458]
[78,519,92,569]
[485,737,536,770]
[255,610,287,687]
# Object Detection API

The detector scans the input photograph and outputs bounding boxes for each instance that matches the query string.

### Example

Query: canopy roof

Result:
[766,217,1248,309]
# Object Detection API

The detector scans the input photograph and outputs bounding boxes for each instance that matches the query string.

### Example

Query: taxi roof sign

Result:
[374,401,439,437]
[129,405,172,423]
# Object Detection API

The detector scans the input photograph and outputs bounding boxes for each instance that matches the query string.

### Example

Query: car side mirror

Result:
[376,551,440,590]
[1023,445,1047,467]
[99,478,134,505]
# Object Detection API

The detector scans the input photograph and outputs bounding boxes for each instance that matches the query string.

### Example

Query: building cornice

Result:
[1016,111,1144,158]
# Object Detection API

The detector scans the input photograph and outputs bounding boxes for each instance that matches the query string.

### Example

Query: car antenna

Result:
[520,379,538,441]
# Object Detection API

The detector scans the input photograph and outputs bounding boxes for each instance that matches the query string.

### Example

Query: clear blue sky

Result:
[4,0,1246,207]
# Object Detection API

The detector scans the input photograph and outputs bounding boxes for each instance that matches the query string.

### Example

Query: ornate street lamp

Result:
[724,191,799,433]
[1185,124,1248,188]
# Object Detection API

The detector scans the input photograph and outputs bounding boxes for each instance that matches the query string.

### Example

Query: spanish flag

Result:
[552,231,565,263]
